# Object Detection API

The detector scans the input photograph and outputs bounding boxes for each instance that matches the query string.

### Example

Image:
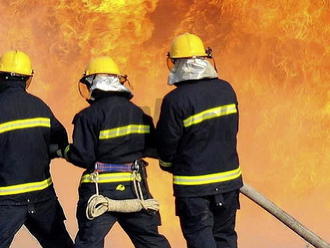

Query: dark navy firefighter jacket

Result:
[156,78,243,197]
[0,80,68,205]
[66,92,156,200]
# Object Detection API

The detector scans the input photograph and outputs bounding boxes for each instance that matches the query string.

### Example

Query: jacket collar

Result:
[87,90,133,105]
[0,80,26,93]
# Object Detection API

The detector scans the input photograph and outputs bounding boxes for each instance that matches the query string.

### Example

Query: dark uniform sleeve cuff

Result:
[63,144,70,161]
[159,160,173,173]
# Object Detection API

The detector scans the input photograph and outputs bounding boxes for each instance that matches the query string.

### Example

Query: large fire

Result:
[1,0,329,247]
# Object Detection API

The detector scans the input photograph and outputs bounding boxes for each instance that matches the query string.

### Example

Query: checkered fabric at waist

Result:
[95,162,133,172]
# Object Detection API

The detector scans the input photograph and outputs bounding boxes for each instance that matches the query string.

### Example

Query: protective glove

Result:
[49,144,68,159]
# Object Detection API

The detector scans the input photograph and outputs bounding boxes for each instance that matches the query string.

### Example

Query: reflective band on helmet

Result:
[81,172,134,183]
[0,178,52,196]
[159,160,172,168]
[183,104,237,128]
[0,117,50,134]
[173,167,241,185]
[99,124,150,140]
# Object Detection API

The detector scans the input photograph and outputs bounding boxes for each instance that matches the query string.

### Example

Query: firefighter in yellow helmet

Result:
[0,50,73,247]
[64,56,170,248]
[157,33,243,248]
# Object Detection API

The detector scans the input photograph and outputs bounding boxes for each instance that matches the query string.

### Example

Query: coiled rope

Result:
[86,169,159,220]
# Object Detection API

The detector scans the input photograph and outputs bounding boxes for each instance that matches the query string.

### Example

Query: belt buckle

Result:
[90,171,99,183]
[131,160,140,171]
[131,159,148,171]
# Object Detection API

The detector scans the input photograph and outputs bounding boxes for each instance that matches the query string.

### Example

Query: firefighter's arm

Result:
[65,113,97,169]
[49,114,69,159]
[143,115,159,159]
[156,97,183,173]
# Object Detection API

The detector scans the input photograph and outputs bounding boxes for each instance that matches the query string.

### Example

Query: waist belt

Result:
[80,172,135,184]
[95,162,133,172]
[80,161,145,184]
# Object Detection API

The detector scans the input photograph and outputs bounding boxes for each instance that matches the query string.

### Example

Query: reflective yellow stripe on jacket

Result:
[183,104,237,128]
[173,167,241,185]
[81,172,134,183]
[0,117,51,134]
[99,124,150,140]
[0,178,52,196]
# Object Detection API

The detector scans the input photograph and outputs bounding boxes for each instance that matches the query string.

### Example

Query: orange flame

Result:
[1,0,329,247]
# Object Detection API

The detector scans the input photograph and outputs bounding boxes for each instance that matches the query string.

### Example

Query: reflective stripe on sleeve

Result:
[173,167,241,185]
[0,178,53,196]
[80,172,134,183]
[159,160,172,168]
[183,104,237,128]
[99,124,150,140]
[0,117,51,134]
[64,145,70,160]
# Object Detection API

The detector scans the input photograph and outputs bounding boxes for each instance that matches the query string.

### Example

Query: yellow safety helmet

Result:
[167,33,216,71]
[169,33,208,59]
[79,56,128,100]
[0,50,33,76]
[84,56,121,76]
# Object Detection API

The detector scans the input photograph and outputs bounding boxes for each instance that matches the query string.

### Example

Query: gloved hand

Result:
[49,144,68,159]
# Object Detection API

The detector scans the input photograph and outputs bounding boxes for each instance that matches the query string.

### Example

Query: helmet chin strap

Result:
[88,92,95,101]
[25,76,33,89]
[211,57,218,73]
[206,47,218,73]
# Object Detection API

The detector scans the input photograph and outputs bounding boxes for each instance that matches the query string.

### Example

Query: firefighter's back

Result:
[0,82,52,188]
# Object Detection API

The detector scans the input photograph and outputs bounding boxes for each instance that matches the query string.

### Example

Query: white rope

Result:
[85,165,159,220]
[86,194,159,220]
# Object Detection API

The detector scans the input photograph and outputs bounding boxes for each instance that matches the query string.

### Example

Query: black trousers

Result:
[0,199,74,248]
[74,184,171,248]
[176,190,240,248]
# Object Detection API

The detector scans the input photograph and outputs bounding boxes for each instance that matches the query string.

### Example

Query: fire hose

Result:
[240,184,330,248]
